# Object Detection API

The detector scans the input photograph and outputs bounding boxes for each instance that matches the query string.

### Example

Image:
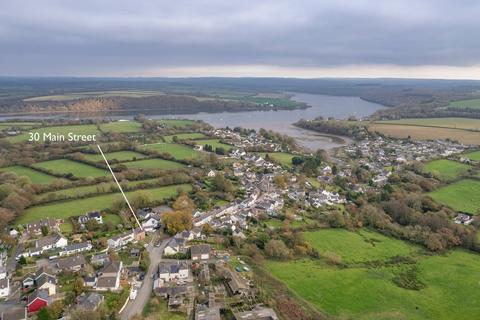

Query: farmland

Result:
[449,98,480,110]
[368,123,480,145]
[255,152,295,167]
[156,119,197,128]
[194,139,233,151]
[265,228,480,319]
[465,150,480,161]
[17,184,192,223]
[428,179,480,214]
[23,90,164,102]
[141,143,201,160]
[375,117,480,131]
[99,121,142,133]
[163,132,206,142]
[82,151,147,163]
[121,158,185,170]
[4,124,101,143]
[32,159,109,178]
[0,166,58,184]
[422,159,471,181]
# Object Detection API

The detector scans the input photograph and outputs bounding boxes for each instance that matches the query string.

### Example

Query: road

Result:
[120,236,170,320]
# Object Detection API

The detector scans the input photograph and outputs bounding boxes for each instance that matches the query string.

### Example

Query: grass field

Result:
[422,159,471,181]
[368,123,480,145]
[99,121,142,133]
[17,184,192,224]
[36,178,160,202]
[428,179,480,214]
[265,217,313,229]
[163,133,206,142]
[465,150,480,161]
[32,159,109,178]
[23,90,164,102]
[449,98,480,110]
[376,118,480,131]
[194,139,233,151]
[122,158,185,170]
[0,166,58,184]
[303,229,416,263]
[157,119,196,128]
[0,122,38,129]
[4,124,101,143]
[82,151,147,163]
[104,213,123,226]
[141,143,201,160]
[266,228,480,319]
[255,152,295,167]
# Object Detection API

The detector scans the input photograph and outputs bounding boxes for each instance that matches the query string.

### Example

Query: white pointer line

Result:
[97,144,143,230]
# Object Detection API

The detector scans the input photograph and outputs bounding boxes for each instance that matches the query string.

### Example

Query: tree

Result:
[202,223,212,236]
[163,211,193,235]
[37,308,52,320]
[131,192,151,210]
[0,208,15,230]
[73,277,84,295]
[18,255,27,265]
[265,239,291,260]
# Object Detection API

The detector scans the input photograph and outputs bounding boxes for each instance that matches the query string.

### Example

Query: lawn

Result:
[465,150,480,161]
[32,159,109,178]
[99,121,142,133]
[163,132,206,142]
[0,166,58,184]
[255,152,296,167]
[104,213,123,226]
[82,151,147,163]
[303,229,417,263]
[17,184,192,224]
[449,98,480,110]
[266,250,480,320]
[422,159,470,181]
[122,158,185,170]
[141,143,201,160]
[428,179,480,214]
[4,124,101,143]
[376,118,480,131]
[194,139,233,151]
[265,217,312,229]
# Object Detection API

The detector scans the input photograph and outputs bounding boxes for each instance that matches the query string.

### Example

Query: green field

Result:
[82,151,147,163]
[422,159,470,181]
[4,124,101,143]
[465,150,480,161]
[194,139,233,151]
[265,217,312,229]
[0,166,58,184]
[17,184,192,224]
[99,121,142,133]
[32,159,109,178]
[157,119,196,128]
[36,178,160,202]
[141,143,201,160]
[0,122,38,129]
[303,229,416,263]
[104,213,123,226]
[256,152,295,167]
[23,90,164,102]
[376,118,480,130]
[266,228,480,319]
[449,98,480,110]
[428,179,480,214]
[122,158,185,170]
[163,132,206,142]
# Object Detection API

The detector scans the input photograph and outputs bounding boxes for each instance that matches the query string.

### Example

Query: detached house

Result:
[108,231,134,250]
[190,244,211,261]
[35,234,68,252]
[57,254,86,272]
[95,261,123,291]
[36,273,56,296]
[27,290,51,313]
[78,211,103,226]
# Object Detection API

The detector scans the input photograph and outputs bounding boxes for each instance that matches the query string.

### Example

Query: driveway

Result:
[120,236,170,320]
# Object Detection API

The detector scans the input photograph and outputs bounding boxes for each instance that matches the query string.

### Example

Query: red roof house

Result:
[27,290,50,313]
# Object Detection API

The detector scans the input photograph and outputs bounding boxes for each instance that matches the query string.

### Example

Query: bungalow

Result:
[77,292,104,311]
[1,307,27,320]
[190,244,211,261]
[59,241,93,256]
[0,278,10,298]
[90,252,110,266]
[35,234,68,252]
[57,254,86,272]
[95,261,123,291]
[27,290,50,313]
[157,261,189,283]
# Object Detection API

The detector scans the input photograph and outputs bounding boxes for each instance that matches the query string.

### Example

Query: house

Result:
[455,213,474,225]
[57,254,86,272]
[142,216,160,232]
[9,229,19,238]
[136,208,151,221]
[190,244,211,261]
[22,275,35,289]
[130,248,141,258]
[108,231,134,250]
[59,241,93,256]
[90,252,110,266]
[77,292,104,311]
[1,307,27,320]
[157,261,189,283]
[27,290,50,313]
[26,219,57,236]
[207,170,216,177]
[195,305,221,320]
[78,211,103,226]
[233,306,278,320]
[134,228,146,241]
[83,275,97,287]
[36,273,56,296]
[95,261,123,291]
[163,237,186,256]
[0,278,9,298]
[35,234,68,252]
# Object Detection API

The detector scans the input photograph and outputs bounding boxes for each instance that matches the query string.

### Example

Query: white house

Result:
[59,241,93,256]
[95,261,123,291]
[0,278,9,298]
[157,262,189,282]
[35,234,68,252]
[107,231,134,250]
[141,217,160,232]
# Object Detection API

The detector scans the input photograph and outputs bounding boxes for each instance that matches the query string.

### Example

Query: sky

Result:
[1,0,479,79]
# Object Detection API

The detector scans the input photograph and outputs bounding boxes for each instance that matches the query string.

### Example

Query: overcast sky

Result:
[1,0,479,79]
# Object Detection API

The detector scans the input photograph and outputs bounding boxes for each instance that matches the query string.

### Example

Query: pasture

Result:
[195,139,233,151]
[368,123,480,145]
[163,132,206,142]
[4,124,101,143]
[376,118,480,131]
[17,184,192,224]
[23,90,164,102]
[82,151,147,163]
[0,166,58,184]
[266,228,480,319]
[422,159,471,181]
[32,159,109,178]
[465,150,480,161]
[99,121,142,133]
[142,143,201,160]
[428,179,480,214]
[255,152,295,167]
[121,158,185,170]
[157,119,196,128]
[449,98,480,110]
